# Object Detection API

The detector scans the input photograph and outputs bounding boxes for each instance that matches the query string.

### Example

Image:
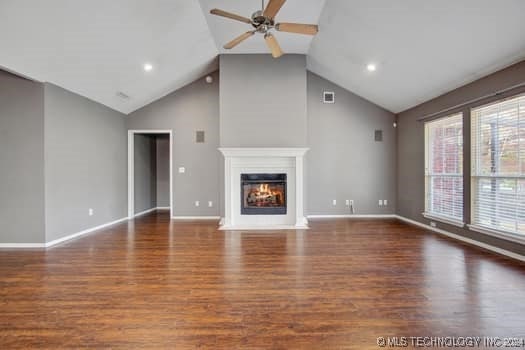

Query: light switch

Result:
[178,167,185,174]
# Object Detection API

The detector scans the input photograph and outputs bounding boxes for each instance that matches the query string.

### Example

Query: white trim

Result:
[133,207,157,217]
[0,243,46,248]
[0,217,129,249]
[45,217,129,247]
[396,215,525,263]
[156,207,170,210]
[295,155,308,229]
[219,225,304,231]
[468,224,525,245]
[128,130,134,217]
[218,147,309,158]
[308,214,397,219]
[128,130,173,219]
[171,216,221,221]
[422,212,465,228]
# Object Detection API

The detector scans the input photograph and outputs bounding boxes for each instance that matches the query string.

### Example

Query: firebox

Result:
[241,173,287,215]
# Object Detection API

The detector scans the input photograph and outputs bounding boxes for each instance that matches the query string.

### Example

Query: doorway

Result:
[128,130,173,218]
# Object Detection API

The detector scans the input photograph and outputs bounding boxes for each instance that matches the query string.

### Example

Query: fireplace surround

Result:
[219,148,308,230]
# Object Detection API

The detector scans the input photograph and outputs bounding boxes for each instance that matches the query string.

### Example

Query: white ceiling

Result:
[199,0,326,54]
[308,0,525,113]
[1,1,525,114]
[0,0,219,114]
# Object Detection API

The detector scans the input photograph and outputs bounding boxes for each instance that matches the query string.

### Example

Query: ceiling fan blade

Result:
[264,33,283,58]
[224,31,256,49]
[276,23,318,35]
[263,0,286,19]
[210,9,252,24]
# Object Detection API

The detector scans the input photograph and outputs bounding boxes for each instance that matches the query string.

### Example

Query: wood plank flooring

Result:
[1,211,525,349]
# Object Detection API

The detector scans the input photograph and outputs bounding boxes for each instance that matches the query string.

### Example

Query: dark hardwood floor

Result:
[1,211,524,349]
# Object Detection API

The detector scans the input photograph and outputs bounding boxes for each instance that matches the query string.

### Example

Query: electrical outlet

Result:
[384,199,388,206]
[178,167,185,174]
[195,201,200,207]
[378,200,383,206]
[430,221,437,228]
[345,199,350,206]
[88,208,94,216]
[332,199,337,206]
[208,201,213,207]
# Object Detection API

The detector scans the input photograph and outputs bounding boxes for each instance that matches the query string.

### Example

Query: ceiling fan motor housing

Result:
[251,10,274,32]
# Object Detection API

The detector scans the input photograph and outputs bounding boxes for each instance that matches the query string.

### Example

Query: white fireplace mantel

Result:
[219,147,309,230]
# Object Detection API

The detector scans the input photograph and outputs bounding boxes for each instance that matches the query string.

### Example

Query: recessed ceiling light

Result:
[143,63,153,72]
[366,63,377,72]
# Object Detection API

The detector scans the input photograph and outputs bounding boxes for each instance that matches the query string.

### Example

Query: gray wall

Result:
[44,83,127,242]
[0,71,45,244]
[156,135,170,208]
[220,54,307,147]
[307,72,397,215]
[397,60,525,255]
[134,134,157,214]
[127,71,220,217]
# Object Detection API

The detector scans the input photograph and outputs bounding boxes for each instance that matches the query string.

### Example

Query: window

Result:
[424,113,464,225]
[471,93,525,238]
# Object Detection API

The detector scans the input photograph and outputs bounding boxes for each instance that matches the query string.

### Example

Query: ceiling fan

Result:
[210,0,319,58]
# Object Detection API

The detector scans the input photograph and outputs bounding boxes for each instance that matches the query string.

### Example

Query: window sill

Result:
[468,224,525,245]
[422,213,465,228]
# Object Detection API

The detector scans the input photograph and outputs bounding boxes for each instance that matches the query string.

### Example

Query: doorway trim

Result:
[128,130,173,218]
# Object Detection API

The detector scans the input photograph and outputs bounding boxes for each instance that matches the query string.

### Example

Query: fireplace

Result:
[241,173,287,215]
[219,148,308,229]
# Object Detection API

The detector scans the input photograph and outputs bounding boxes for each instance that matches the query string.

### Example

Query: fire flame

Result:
[259,183,270,193]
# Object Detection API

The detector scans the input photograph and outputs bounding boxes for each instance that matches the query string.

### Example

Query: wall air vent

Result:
[196,130,205,143]
[323,91,335,104]
[116,91,130,100]
[375,130,383,142]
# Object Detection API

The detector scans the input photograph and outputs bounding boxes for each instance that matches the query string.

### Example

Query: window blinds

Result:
[471,93,525,236]
[425,113,464,222]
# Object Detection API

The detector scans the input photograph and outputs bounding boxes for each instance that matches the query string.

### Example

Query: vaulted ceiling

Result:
[1,0,525,114]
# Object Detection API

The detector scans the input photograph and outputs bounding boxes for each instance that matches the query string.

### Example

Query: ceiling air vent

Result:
[323,91,335,104]
[116,91,130,100]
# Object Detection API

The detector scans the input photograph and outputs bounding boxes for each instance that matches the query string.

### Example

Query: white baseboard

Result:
[171,216,221,221]
[0,242,46,248]
[0,216,129,249]
[395,215,525,263]
[45,217,129,248]
[133,207,158,217]
[156,207,170,210]
[219,225,302,231]
[307,214,397,219]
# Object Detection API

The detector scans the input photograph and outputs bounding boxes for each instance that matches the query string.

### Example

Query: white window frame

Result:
[470,93,525,243]
[423,113,464,227]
